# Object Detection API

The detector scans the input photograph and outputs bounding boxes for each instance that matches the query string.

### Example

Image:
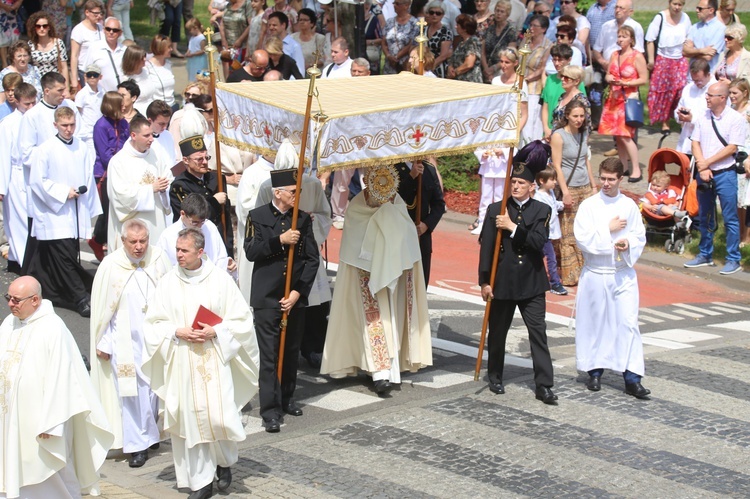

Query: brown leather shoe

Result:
[603,148,618,157]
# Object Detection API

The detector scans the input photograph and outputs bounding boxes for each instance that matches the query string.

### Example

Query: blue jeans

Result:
[160,1,182,43]
[696,168,740,263]
[588,369,641,384]
[542,239,561,287]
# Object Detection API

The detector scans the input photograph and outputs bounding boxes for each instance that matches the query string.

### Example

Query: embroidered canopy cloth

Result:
[216,72,521,171]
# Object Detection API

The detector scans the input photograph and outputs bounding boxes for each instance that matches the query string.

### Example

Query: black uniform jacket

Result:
[244,202,320,310]
[169,170,235,252]
[395,160,446,234]
[478,197,551,301]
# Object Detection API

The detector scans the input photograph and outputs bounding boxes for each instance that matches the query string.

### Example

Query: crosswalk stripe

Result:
[639,307,684,320]
[712,302,750,312]
[641,336,693,350]
[638,315,664,323]
[671,308,705,319]
[709,306,742,314]
[674,303,722,316]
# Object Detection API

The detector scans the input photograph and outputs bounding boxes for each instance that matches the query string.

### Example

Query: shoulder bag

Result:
[710,114,748,174]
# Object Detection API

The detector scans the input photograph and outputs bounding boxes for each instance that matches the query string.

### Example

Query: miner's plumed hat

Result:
[511,140,551,182]
[274,139,299,170]
[270,168,297,188]
[179,135,207,157]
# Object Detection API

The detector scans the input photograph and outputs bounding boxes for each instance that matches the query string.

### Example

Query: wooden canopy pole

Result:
[276,55,322,381]
[414,17,428,225]
[204,26,228,242]
[474,38,532,381]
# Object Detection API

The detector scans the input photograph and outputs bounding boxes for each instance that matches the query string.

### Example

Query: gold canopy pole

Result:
[474,34,532,381]
[204,26,228,242]
[414,17,428,226]
[277,53,322,381]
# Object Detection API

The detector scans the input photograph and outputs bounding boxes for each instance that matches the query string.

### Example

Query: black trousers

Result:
[20,217,38,275]
[301,301,329,356]
[92,177,109,245]
[254,307,305,422]
[487,293,554,388]
[419,232,433,287]
[26,238,93,308]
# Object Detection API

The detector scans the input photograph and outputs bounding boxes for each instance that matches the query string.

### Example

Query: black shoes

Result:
[216,465,232,491]
[264,418,281,433]
[283,401,303,416]
[188,483,213,499]
[586,375,601,391]
[488,381,505,394]
[625,382,651,399]
[77,299,91,318]
[373,379,392,394]
[150,442,160,450]
[129,450,148,468]
[535,386,558,405]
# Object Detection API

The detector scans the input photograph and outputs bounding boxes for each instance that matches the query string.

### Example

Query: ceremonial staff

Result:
[277,54,322,381]
[474,36,532,381]
[414,17,428,225]
[204,26,228,242]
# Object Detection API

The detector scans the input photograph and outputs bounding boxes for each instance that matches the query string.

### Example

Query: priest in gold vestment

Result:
[320,165,432,394]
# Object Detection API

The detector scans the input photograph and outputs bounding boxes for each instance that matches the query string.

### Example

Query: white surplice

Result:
[0,110,28,264]
[235,156,274,303]
[142,259,259,491]
[0,300,113,499]
[255,173,332,306]
[320,192,432,382]
[107,140,173,253]
[28,136,102,241]
[156,219,229,270]
[90,246,173,452]
[574,190,647,375]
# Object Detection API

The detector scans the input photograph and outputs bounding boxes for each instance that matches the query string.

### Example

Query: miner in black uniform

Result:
[395,159,446,287]
[478,141,557,405]
[170,135,234,256]
[244,168,320,433]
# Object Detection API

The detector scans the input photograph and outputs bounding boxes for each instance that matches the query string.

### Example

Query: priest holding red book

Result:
[142,227,260,499]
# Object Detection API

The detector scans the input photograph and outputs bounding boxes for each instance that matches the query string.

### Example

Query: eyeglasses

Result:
[560,74,577,81]
[200,108,214,113]
[185,92,200,99]
[695,5,711,10]
[556,34,568,39]
[105,27,123,33]
[278,188,297,195]
[598,176,620,183]
[533,10,548,14]
[86,72,100,78]
[427,10,443,15]
[35,23,50,29]
[4,293,34,305]
[88,9,103,15]
[188,155,211,162]
[725,35,735,40]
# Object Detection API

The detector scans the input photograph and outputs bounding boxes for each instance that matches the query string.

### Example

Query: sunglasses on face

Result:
[35,23,50,29]
[86,72,100,78]
[427,10,443,15]
[105,27,123,33]
[725,35,735,40]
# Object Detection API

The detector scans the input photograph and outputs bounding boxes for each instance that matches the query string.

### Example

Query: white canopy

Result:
[216,72,521,171]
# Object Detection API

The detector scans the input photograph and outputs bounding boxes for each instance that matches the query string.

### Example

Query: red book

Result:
[192,305,223,330]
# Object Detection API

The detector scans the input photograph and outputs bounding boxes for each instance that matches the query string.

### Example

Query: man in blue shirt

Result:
[683,0,725,73]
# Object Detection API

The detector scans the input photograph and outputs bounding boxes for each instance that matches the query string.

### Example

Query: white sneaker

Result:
[470,225,482,235]
[332,220,344,230]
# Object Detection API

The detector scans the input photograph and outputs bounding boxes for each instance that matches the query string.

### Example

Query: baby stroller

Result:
[640,147,694,254]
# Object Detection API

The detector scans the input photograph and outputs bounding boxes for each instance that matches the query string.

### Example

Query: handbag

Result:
[625,95,644,128]
[364,14,381,65]
[710,115,747,174]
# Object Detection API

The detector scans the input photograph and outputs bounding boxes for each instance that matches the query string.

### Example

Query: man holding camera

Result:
[686,81,747,275]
